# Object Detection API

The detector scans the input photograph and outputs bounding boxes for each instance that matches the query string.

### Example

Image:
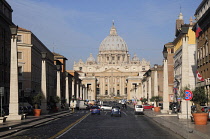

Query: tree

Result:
[140,97,147,104]
[32,93,42,109]
[191,87,207,113]
[150,96,163,107]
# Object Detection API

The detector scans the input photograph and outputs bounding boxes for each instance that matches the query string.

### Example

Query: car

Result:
[134,105,144,115]
[111,106,121,117]
[99,105,112,111]
[201,106,210,112]
[143,104,154,110]
[90,106,101,115]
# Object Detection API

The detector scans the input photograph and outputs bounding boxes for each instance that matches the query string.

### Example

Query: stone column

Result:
[161,59,169,113]
[82,85,85,100]
[76,82,79,99]
[56,69,61,109]
[41,52,48,114]
[80,84,82,100]
[8,32,22,120]
[71,78,75,99]
[178,36,191,119]
[154,67,158,96]
[65,73,69,107]
[148,77,152,103]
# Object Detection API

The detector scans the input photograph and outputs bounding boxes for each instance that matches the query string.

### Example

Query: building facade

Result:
[0,0,13,107]
[194,0,210,106]
[173,13,196,119]
[17,27,56,104]
[142,65,163,104]
[74,23,150,100]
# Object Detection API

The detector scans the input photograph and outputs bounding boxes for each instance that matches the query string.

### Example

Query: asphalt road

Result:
[8,103,183,139]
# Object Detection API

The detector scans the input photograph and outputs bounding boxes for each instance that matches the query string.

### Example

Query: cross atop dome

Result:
[110,21,117,36]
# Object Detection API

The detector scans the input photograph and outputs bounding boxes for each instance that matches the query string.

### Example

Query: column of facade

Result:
[161,59,169,113]
[108,77,110,95]
[154,70,158,96]
[76,82,79,99]
[148,77,152,103]
[82,85,85,100]
[71,78,75,99]
[101,78,104,96]
[65,73,69,107]
[8,33,22,120]
[114,77,117,96]
[56,70,61,109]
[80,84,82,99]
[120,77,122,96]
[145,81,147,99]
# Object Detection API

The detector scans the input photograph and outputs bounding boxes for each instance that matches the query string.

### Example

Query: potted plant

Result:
[150,96,163,112]
[32,93,42,116]
[49,96,60,112]
[140,97,148,104]
[191,87,208,125]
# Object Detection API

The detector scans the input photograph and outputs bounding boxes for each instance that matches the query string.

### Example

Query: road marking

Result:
[49,113,90,139]
[122,111,128,116]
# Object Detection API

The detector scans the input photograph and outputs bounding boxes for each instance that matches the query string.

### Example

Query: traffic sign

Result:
[185,90,193,101]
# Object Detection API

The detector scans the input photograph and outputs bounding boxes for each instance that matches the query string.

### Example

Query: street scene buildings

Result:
[73,23,150,101]
[0,1,210,138]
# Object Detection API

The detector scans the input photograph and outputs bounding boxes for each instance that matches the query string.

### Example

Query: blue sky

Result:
[7,0,201,69]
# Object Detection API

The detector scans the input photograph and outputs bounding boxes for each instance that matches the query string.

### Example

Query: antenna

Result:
[53,42,55,52]
[180,4,182,13]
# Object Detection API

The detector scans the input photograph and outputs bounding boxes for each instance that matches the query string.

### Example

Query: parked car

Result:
[143,104,154,110]
[134,105,144,115]
[90,106,101,115]
[111,106,121,117]
[201,106,210,112]
[99,105,112,111]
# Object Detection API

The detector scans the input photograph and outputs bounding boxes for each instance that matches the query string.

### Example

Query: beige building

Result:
[17,27,56,104]
[142,65,163,103]
[74,23,150,100]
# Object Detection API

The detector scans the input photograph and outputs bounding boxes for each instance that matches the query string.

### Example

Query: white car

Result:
[134,105,144,115]
[99,105,112,111]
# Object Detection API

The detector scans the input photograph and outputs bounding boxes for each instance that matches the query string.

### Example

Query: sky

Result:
[6,0,202,70]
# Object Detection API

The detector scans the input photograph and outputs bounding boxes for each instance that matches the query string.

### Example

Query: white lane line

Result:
[122,111,128,116]
[56,113,90,139]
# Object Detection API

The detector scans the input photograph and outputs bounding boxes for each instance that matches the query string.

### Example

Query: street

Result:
[8,103,183,139]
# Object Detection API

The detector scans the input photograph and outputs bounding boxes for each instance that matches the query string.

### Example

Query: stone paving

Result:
[144,109,210,139]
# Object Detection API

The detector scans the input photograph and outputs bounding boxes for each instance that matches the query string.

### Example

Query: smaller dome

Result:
[132,54,140,61]
[86,53,95,63]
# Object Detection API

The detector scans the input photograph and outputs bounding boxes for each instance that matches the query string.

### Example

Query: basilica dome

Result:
[99,23,128,52]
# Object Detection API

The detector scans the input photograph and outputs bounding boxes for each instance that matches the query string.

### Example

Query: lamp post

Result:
[162,48,169,113]
[41,52,48,114]
[8,25,22,120]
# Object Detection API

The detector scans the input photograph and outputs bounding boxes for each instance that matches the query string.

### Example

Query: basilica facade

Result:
[73,23,150,101]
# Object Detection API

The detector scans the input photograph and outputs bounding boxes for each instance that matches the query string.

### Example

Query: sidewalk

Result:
[0,110,72,138]
[143,109,210,139]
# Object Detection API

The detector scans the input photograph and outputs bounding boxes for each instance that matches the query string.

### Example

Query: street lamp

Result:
[10,25,18,38]
[154,64,158,69]
[162,49,168,60]
[41,52,47,59]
